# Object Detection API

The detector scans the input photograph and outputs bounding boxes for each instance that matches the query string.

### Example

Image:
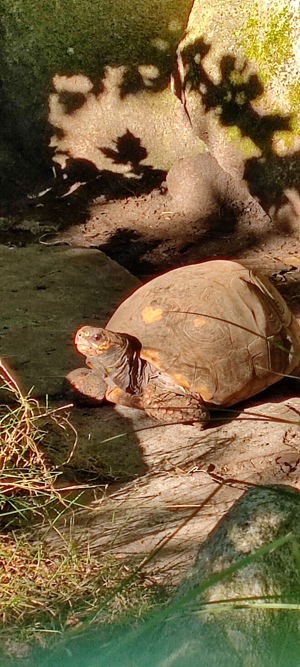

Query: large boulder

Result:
[111,486,300,667]
[166,152,269,234]
[175,0,300,225]
[1,0,203,200]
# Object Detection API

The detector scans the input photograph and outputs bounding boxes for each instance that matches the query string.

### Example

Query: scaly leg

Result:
[142,381,210,424]
[66,367,107,403]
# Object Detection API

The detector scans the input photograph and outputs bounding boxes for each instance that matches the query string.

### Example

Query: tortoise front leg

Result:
[105,384,144,410]
[66,368,144,410]
[66,367,107,403]
[142,380,210,424]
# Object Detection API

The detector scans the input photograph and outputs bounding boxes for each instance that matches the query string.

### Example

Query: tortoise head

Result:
[75,326,130,360]
[74,326,144,387]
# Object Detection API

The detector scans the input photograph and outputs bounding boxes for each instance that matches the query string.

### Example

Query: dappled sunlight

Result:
[4,4,300,661]
[174,31,300,224]
[48,63,201,174]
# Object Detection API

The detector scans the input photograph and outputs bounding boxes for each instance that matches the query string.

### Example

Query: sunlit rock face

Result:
[175,0,300,226]
[48,66,204,176]
[2,0,299,223]
[1,0,203,199]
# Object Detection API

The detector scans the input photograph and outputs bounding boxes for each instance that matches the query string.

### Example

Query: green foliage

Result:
[28,530,300,667]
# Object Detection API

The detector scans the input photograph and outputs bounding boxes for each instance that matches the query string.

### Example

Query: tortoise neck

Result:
[103,333,146,396]
[128,349,147,394]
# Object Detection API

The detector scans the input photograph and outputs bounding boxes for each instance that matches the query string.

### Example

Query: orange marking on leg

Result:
[106,387,123,403]
[141,348,162,366]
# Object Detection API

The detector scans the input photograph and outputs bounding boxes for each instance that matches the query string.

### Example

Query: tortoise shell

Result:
[105,260,300,407]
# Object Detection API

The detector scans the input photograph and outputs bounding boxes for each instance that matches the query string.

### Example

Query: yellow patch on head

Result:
[193,317,206,327]
[141,306,163,323]
[95,340,110,353]
[173,373,190,389]
[78,328,90,337]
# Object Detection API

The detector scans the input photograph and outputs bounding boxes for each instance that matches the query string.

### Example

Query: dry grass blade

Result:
[0,358,77,515]
[0,360,165,657]
[0,534,161,645]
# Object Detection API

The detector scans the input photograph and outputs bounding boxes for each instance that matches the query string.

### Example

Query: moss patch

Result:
[234,3,299,149]
[240,5,293,83]
[288,82,300,134]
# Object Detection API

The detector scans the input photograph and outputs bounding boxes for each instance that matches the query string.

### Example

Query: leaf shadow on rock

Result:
[0,0,189,202]
[19,131,166,232]
[177,37,300,232]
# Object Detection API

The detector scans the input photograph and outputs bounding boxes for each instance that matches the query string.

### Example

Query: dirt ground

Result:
[4,169,300,587]
[8,163,300,281]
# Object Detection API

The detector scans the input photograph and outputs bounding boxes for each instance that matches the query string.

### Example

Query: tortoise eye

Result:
[93,334,102,341]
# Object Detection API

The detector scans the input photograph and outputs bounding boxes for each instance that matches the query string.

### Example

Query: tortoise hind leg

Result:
[142,382,210,424]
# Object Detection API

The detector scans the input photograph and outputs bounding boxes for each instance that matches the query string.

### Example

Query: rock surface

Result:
[0,245,139,396]
[48,73,204,175]
[1,0,203,200]
[166,152,268,232]
[175,0,300,228]
[2,239,300,616]
[47,388,300,588]
[39,486,300,667]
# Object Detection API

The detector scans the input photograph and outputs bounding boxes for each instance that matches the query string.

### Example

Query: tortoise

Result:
[66,260,300,424]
